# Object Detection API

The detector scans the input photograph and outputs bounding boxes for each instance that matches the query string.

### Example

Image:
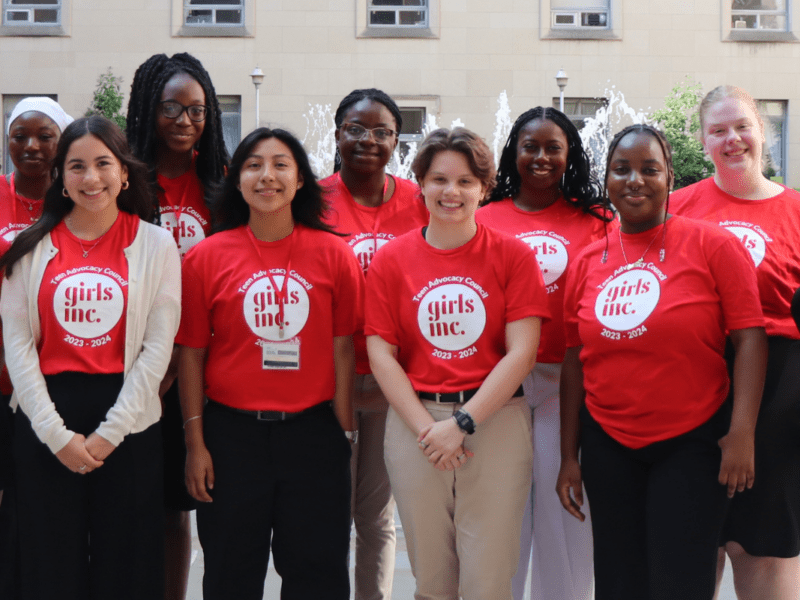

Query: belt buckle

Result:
[434,392,445,404]
[255,410,286,421]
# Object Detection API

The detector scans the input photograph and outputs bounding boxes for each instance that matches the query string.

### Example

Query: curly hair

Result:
[1,116,152,276]
[333,88,403,173]
[487,107,607,220]
[213,127,337,236]
[412,127,496,201]
[125,53,228,222]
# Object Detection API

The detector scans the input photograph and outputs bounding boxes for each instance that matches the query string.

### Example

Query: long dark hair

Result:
[1,116,152,276]
[333,88,403,173]
[213,127,337,235]
[487,107,608,220]
[125,52,228,221]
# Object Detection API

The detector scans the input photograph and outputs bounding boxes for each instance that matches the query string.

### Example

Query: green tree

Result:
[651,79,713,189]
[85,68,126,130]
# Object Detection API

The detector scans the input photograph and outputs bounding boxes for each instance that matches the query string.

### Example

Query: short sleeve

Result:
[563,251,589,349]
[364,251,400,346]
[708,234,765,331]
[332,241,364,337]
[503,241,550,324]
[177,248,212,348]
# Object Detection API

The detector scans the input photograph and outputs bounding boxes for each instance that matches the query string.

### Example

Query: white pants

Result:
[385,397,533,600]
[512,363,594,600]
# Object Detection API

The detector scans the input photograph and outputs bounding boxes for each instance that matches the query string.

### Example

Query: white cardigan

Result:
[1,220,181,454]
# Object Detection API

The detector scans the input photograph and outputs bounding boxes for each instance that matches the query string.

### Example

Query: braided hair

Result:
[487,107,608,221]
[126,53,228,222]
[600,124,674,264]
[333,88,403,173]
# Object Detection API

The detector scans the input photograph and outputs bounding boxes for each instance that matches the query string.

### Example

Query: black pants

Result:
[581,404,730,600]
[0,396,18,599]
[14,372,164,600]
[198,400,352,600]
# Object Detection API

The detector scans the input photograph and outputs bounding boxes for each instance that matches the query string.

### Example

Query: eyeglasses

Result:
[341,123,397,143]
[158,101,209,122]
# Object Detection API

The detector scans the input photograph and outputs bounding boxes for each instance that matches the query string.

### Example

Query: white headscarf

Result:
[7,97,74,135]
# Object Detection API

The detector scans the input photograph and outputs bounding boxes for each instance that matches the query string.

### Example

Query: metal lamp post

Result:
[555,68,569,113]
[250,67,264,129]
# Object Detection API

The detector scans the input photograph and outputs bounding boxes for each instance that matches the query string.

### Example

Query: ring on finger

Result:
[419,441,428,450]
[79,465,87,472]
[457,453,466,461]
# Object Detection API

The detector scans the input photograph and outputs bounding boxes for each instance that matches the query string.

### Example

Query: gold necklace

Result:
[618,224,665,270]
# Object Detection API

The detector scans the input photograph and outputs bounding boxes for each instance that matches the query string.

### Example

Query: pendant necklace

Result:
[618,224,665,270]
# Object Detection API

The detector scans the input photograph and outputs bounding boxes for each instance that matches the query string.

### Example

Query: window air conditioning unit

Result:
[5,9,32,22]
[552,10,608,28]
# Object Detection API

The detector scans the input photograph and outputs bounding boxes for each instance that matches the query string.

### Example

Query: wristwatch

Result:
[453,409,476,435]
[345,430,359,444]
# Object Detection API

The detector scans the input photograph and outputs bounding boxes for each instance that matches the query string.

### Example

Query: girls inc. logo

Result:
[594,269,660,331]
[243,275,310,341]
[723,225,768,268]
[160,212,206,257]
[416,284,486,351]
[520,234,568,286]
[54,273,124,339]
[351,236,390,273]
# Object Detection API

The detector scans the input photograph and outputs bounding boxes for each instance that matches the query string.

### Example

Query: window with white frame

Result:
[218,96,241,159]
[551,0,609,29]
[757,100,787,180]
[553,97,608,130]
[3,0,60,25]
[184,0,243,26]
[732,0,787,31]
[397,106,426,161]
[368,0,428,28]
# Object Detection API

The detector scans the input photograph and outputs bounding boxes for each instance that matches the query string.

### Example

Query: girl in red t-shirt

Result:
[0,116,180,600]
[366,128,549,600]
[477,106,608,600]
[178,127,362,600]
[670,85,800,599]
[126,52,229,599]
[0,99,73,579]
[320,88,428,600]
[557,124,766,600]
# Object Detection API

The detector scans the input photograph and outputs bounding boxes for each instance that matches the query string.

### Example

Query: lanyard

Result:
[337,172,390,252]
[246,225,295,339]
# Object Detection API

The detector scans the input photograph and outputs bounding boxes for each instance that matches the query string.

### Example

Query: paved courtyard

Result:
[185,511,741,599]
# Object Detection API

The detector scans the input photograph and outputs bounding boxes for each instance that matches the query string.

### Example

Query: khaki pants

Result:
[385,397,533,600]
[350,374,396,600]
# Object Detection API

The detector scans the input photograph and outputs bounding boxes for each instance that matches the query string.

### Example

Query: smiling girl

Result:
[366,128,549,600]
[177,127,362,600]
[557,124,766,600]
[477,107,608,600]
[671,86,800,600]
[0,116,180,600]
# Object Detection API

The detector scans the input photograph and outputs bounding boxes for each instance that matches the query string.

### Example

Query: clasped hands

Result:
[417,417,474,471]
[55,432,115,475]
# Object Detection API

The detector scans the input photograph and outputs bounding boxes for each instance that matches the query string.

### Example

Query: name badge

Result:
[262,339,300,370]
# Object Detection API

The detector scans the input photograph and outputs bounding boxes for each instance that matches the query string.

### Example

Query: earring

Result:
[62,188,69,198]
[122,180,129,190]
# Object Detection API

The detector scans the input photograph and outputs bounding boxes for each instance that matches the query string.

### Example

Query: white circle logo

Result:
[243,275,310,341]
[417,283,486,351]
[594,269,660,331]
[54,273,124,339]
[725,226,766,268]
[351,237,390,273]
[521,235,569,285]
[161,213,206,257]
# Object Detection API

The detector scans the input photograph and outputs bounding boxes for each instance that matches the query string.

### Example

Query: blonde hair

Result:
[698,85,764,135]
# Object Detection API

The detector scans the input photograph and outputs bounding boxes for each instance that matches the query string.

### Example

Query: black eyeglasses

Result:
[158,101,209,122]
[341,122,397,143]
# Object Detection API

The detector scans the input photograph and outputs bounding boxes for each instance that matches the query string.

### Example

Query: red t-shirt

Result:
[38,211,140,375]
[178,223,364,412]
[365,224,550,392]
[563,216,764,449]
[476,197,609,363]
[0,174,44,244]
[671,177,800,339]
[321,172,428,374]
[157,167,211,260]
